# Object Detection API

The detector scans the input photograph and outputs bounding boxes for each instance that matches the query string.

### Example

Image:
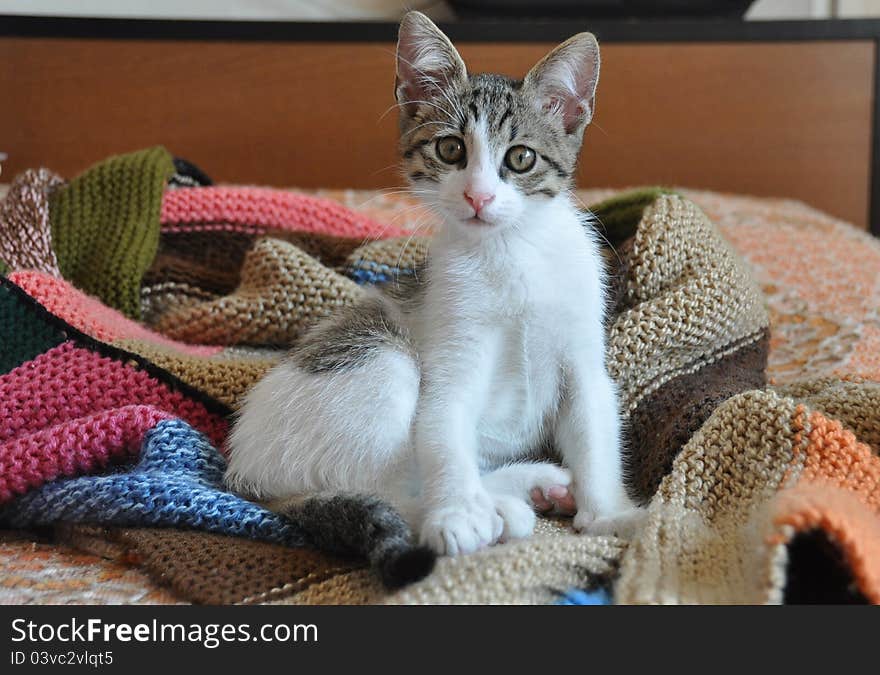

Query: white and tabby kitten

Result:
[226,11,644,556]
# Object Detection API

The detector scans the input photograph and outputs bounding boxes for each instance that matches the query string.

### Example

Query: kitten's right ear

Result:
[395,11,467,116]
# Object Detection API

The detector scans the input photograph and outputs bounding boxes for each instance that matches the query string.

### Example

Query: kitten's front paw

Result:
[574,506,647,539]
[420,492,503,556]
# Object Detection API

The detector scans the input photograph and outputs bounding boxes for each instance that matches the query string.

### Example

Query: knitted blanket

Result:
[1,148,878,604]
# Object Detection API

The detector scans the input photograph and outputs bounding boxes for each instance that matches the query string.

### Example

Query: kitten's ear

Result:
[524,33,600,134]
[395,11,467,115]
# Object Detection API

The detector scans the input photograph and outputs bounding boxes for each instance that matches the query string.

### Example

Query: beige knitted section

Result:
[0,168,65,274]
[345,236,431,275]
[272,569,386,605]
[387,519,625,605]
[140,281,219,325]
[615,389,808,604]
[112,339,280,409]
[152,237,365,346]
[606,194,769,413]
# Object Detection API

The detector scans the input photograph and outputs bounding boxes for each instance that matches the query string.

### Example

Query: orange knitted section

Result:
[772,410,880,603]
[801,410,880,511]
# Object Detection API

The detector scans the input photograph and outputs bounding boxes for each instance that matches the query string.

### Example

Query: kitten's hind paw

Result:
[530,485,577,516]
[493,495,536,542]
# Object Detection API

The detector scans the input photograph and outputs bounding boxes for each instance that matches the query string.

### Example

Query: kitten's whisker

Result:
[377,99,456,124]
[567,189,622,267]
[589,121,610,137]
[350,197,434,260]
[401,120,457,138]
[392,218,430,277]
[370,163,404,177]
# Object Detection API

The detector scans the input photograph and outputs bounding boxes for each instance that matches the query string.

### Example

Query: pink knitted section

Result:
[0,405,171,503]
[8,271,221,357]
[160,186,409,239]
[0,342,228,449]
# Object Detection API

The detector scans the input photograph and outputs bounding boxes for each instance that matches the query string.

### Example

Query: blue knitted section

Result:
[0,418,307,546]
[345,263,416,285]
[556,588,613,605]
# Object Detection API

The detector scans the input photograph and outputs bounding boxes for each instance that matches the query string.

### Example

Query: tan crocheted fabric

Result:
[386,519,625,605]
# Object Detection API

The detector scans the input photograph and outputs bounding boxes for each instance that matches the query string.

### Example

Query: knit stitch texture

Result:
[1,418,308,545]
[49,146,174,319]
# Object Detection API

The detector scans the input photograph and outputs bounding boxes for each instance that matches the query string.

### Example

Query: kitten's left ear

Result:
[524,33,600,135]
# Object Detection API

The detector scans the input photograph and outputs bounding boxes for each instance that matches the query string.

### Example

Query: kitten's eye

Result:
[436,136,465,164]
[504,145,536,173]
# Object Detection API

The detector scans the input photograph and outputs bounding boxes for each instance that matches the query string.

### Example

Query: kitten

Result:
[225,11,644,556]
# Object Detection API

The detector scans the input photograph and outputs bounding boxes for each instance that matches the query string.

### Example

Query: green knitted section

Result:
[0,280,67,374]
[49,147,174,319]
[0,258,8,276]
[587,187,678,246]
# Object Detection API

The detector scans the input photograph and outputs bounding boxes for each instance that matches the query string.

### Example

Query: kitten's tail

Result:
[271,493,435,589]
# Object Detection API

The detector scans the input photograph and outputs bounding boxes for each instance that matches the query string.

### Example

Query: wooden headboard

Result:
[2,17,878,233]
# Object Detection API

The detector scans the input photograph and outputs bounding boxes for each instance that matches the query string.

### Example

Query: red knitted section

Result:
[0,405,171,503]
[160,186,408,239]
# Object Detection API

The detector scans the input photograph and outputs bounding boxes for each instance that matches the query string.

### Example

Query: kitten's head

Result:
[395,11,599,234]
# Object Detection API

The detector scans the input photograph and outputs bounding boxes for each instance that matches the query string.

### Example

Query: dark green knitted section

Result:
[587,187,678,247]
[0,280,67,374]
[0,258,8,276]
[49,147,174,319]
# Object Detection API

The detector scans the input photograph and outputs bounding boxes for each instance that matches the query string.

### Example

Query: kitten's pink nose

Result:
[464,190,495,215]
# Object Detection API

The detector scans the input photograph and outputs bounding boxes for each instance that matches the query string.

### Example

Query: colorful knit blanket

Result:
[1,147,878,604]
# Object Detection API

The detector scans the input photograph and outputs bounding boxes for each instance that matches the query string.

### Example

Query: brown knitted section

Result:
[59,525,364,605]
[152,237,365,346]
[627,329,770,502]
[278,231,366,268]
[145,231,255,296]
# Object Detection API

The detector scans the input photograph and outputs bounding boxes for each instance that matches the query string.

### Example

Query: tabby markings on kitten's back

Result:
[225,11,645,559]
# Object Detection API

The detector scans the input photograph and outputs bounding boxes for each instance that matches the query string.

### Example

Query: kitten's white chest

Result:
[477,317,560,461]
